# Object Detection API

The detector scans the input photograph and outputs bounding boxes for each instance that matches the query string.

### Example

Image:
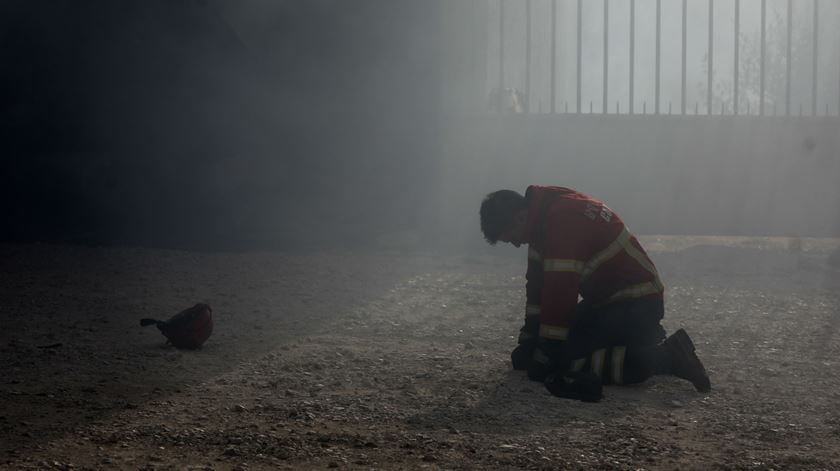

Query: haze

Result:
[2,1,840,468]
[2,1,837,250]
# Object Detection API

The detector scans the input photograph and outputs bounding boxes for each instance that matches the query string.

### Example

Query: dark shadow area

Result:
[0,0,443,250]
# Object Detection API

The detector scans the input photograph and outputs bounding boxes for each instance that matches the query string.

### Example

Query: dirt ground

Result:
[2,237,840,470]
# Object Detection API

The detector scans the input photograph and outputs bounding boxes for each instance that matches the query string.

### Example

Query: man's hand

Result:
[511,315,540,370]
[526,338,566,382]
[545,371,603,402]
[511,343,534,370]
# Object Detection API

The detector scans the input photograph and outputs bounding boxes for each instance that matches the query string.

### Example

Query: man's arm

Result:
[526,211,588,381]
[511,248,543,370]
[525,259,581,380]
[522,247,543,341]
[536,209,586,341]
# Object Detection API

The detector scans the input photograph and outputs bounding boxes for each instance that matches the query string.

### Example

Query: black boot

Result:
[664,329,711,393]
[544,371,603,402]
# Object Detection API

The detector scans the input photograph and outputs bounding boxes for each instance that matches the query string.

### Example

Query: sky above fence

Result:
[487,0,840,116]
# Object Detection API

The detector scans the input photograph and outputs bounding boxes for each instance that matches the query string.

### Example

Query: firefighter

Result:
[479,186,711,401]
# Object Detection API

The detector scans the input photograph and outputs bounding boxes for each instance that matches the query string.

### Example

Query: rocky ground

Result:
[1,237,840,470]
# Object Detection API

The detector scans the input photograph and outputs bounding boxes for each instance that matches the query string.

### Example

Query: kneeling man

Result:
[480,186,711,402]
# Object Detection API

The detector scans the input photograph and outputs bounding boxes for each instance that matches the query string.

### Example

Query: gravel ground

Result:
[1,238,839,470]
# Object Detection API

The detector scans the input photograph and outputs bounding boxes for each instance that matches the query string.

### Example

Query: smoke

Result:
[438,0,840,251]
[1,0,444,250]
[1,0,837,252]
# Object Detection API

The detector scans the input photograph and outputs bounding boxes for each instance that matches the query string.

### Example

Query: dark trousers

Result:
[563,297,666,385]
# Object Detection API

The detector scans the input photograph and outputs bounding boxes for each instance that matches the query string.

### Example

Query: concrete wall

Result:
[440,114,840,248]
[438,1,840,249]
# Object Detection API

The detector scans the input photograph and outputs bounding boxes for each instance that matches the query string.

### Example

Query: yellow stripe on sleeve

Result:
[543,259,585,274]
[611,346,626,385]
[591,348,606,379]
[538,324,569,340]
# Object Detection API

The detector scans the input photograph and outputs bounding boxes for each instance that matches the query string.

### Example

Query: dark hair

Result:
[479,189,526,244]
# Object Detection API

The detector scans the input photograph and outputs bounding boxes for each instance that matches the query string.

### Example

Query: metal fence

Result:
[489,0,840,117]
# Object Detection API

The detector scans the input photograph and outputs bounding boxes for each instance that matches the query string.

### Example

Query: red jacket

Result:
[524,186,663,340]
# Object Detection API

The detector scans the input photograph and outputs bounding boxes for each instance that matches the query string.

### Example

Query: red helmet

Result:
[140,303,213,349]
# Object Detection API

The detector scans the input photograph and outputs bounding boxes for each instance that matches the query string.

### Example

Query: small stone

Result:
[233,404,247,412]
[223,446,241,456]
[328,462,339,468]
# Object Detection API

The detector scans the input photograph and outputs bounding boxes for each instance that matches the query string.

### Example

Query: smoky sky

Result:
[442,0,840,248]
[1,0,443,250]
[488,0,840,116]
[1,0,837,252]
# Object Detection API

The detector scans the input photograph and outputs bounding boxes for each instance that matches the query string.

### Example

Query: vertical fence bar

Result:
[525,0,532,113]
[487,0,840,120]
[812,0,818,116]
[630,0,635,114]
[551,0,557,114]
[681,0,687,114]
[498,0,504,91]
[786,0,792,115]
[708,0,714,114]
[655,0,661,114]
[760,0,766,116]
[603,0,609,114]
[577,0,583,113]
[734,0,740,115]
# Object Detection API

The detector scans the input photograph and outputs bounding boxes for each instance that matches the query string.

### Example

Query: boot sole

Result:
[667,329,711,393]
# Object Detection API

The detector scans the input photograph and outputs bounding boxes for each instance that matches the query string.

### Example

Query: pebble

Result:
[5,245,834,470]
[223,446,241,456]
